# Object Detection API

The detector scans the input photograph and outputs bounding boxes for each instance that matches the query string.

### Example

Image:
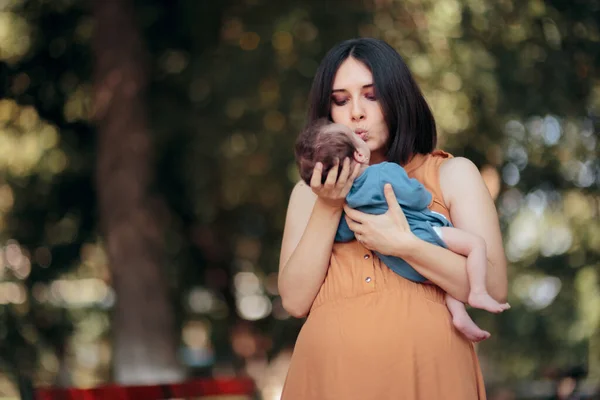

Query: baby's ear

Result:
[354,150,367,164]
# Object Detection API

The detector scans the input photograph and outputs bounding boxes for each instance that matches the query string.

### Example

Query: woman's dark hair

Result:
[307,38,437,165]
[295,119,356,185]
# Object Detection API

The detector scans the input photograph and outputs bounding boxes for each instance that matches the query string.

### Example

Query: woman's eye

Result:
[332,98,348,106]
[365,93,377,101]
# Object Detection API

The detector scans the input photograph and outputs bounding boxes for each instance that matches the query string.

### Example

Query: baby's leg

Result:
[446,294,491,342]
[436,227,510,313]
[446,294,490,342]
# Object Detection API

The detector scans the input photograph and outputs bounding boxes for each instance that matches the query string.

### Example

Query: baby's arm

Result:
[436,227,510,313]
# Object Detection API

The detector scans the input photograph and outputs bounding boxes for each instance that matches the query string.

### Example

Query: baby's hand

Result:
[310,157,360,208]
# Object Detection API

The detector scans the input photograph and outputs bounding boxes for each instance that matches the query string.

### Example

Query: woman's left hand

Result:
[344,183,418,256]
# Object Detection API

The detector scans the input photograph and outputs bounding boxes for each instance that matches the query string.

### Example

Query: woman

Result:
[278,38,507,399]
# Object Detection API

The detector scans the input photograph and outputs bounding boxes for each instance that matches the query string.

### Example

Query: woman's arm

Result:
[393,157,507,302]
[343,158,507,303]
[438,157,508,302]
[279,158,360,318]
[278,182,340,317]
[397,238,473,302]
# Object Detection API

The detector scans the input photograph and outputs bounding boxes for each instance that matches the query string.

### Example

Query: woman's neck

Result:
[368,152,387,165]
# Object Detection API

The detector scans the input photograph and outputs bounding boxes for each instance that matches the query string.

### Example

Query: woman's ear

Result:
[354,150,368,164]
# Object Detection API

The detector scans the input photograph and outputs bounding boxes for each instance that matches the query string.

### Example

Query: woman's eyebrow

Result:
[331,83,374,93]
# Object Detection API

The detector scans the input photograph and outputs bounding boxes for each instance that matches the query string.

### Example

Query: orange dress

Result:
[281,151,486,400]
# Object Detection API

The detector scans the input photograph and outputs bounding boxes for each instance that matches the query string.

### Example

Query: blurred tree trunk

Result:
[92,0,184,384]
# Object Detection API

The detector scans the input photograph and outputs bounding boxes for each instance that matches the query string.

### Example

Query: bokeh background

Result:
[0,0,599,399]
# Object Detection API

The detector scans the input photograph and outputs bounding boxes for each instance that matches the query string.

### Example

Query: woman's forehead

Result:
[332,58,373,90]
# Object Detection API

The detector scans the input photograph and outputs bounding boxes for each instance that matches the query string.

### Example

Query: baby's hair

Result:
[294,119,356,185]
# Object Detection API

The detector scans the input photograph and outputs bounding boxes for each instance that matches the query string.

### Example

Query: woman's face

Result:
[330,57,390,164]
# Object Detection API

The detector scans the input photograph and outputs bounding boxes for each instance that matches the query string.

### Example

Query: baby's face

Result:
[324,123,371,164]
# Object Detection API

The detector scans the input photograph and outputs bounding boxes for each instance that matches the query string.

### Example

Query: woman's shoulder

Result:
[439,156,486,208]
[408,150,479,218]
[439,156,479,175]
[415,150,481,182]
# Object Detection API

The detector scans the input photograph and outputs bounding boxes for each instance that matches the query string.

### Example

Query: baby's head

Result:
[295,119,370,185]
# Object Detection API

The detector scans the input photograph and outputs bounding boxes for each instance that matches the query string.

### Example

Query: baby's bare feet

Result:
[469,292,510,314]
[453,315,491,343]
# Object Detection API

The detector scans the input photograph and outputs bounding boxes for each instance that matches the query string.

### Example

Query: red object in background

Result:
[35,377,256,399]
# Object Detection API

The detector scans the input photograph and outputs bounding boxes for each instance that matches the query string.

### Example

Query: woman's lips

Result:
[354,129,368,140]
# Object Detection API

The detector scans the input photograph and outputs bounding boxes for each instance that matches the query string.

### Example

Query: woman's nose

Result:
[351,101,365,122]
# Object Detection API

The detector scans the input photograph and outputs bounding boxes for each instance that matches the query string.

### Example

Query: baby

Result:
[295,119,510,342]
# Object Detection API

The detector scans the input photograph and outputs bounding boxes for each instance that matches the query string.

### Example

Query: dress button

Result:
[365,277,372,283]
[364,254,370,259]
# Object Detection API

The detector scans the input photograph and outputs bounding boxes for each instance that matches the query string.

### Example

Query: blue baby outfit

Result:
[336,162,452,282]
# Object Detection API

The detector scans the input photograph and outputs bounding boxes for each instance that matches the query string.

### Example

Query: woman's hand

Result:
[344,183,418,255]
[310,157,361,209]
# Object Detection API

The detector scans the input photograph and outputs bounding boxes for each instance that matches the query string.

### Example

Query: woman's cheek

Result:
[330,109,342,124]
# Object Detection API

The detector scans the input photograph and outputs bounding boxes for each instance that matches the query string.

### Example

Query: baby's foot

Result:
[453,315,491,343]
[468,292,511,313]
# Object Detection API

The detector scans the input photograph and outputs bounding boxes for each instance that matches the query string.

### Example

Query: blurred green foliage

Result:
[0,0,598,395]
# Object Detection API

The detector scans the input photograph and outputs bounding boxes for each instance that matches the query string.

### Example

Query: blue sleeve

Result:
[377,163,432,210]
[334,212,355,242]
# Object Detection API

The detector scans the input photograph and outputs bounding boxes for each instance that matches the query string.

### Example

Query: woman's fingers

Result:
[351,161,361,179]
[342,162,361,193]
[336,158,351,187]
[343,205,368,224]
[310,162,323,190]
[323,158,340,188]
[344,214,364,235]
[382,183,400,211]
[383,183,409,227]
[311,159,357,201]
